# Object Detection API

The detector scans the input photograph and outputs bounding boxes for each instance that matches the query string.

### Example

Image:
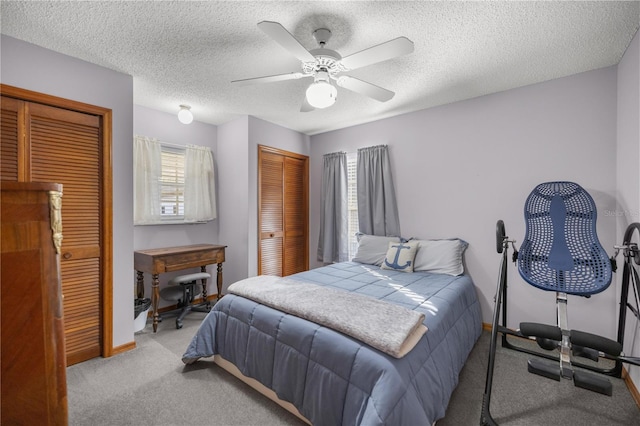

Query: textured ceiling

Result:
[1,1,638,135]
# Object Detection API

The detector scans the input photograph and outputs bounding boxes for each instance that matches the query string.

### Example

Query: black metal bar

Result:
[480,240,509,426]
[615,223,640,376]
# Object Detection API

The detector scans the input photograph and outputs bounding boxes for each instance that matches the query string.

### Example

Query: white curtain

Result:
[184,144,216,222]
[317,151,349,263]
[133,135,162,224]
[357,145,401,237]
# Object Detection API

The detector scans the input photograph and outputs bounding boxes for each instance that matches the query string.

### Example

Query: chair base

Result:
[159,272,212,329]
[159,299,211,329]
[173,302,210,329]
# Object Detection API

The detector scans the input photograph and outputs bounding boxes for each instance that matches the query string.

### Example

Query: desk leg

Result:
[217,263,223,300]
[151,273,160,332]
[200,266,209,309]
[136,270,144,299]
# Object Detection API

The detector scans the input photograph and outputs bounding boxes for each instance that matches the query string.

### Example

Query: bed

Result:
[182,236,482,425]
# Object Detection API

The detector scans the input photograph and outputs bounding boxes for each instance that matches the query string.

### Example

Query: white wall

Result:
[217,116,310,291]
[217,116,250,289]
[247,117,311,278]
[3,31,636,394]
[133,105,219,308]
[1,35,135,349]
[0,35,312,347]
[310,66,620,341]
[616,29,640,390]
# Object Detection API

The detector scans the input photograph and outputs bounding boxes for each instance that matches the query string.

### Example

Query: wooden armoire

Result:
[1,181,68,425]
[258,145,309,276]
[0,85,113,365]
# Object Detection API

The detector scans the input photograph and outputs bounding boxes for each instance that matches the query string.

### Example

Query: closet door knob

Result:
[62,252,72,260]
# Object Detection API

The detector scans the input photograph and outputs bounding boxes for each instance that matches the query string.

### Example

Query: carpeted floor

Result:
[67,314,305,426]
[66,313,640,425]
[439,332,640,426]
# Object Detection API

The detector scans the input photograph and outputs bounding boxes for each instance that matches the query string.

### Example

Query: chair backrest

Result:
[518,181,612,295]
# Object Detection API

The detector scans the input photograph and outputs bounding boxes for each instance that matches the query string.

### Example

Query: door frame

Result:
[1,84,114,358]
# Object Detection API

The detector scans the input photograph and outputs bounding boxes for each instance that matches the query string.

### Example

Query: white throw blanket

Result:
[228,275,427,358]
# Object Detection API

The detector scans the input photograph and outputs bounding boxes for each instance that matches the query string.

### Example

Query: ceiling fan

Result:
[232,21,414,111]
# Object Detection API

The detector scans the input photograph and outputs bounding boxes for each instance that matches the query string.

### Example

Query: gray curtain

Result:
[357,145,401,237]
[317,152,349,263]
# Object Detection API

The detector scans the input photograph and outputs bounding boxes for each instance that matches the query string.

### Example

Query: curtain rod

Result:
[324,145,387,157]
[134,134,210,151]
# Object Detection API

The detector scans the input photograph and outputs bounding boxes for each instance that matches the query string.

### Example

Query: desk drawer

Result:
[157,249,224,272]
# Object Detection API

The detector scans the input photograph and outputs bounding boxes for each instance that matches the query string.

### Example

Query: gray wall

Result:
[1,35,135,349]
[3,30,637,393]
[133,105,219,308]
[247,117,311,279]
[616,29,640,390]
[217,116,250,288]
[217,116,311,289]
[310,66,620,340]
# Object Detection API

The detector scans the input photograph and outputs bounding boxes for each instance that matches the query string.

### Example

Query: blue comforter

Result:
[183,262,482,425]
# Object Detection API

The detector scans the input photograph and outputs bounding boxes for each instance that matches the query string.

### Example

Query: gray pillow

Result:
[352,234,402,266]
[412,239,468,275]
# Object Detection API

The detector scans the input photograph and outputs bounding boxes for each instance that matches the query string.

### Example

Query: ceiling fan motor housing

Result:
[303,49,345,77]
[301,28,346,77]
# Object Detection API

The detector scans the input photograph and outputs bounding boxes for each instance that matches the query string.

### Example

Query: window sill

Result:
[134,220,211,226]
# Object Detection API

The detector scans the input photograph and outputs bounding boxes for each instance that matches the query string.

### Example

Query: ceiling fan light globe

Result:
[306,81,337,109]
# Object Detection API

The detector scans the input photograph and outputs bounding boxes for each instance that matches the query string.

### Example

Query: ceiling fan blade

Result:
[231,72,307,86]
[258,21,316,63]
[337,76,395,102]
[340,37,414,70]
[300,97,315,112]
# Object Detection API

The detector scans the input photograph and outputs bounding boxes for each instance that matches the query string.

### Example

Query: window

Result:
[133,135,216,225]
[160,146,185,219]
[347,153,359,260]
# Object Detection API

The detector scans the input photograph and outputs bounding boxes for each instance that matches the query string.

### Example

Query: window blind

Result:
[347,153,359,260]
[160,148,185,218]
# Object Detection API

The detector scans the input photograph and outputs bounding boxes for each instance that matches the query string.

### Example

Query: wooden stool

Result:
[159,272,211,329]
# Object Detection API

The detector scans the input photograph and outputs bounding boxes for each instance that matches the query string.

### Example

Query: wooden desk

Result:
[134,244,226,332]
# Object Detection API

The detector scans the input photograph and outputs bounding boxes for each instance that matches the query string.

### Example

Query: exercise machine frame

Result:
[480,221,640,426]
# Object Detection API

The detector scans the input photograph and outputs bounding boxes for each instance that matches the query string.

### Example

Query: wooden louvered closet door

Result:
[30,103,102,365]
[0,97,22,181]
[258,145,309,276]
[1,92,108,366]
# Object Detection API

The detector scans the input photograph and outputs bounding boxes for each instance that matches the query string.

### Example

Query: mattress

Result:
[182,261,482,425]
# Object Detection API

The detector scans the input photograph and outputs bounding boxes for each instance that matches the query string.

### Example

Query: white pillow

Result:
[413,239,468,275]
[380,241,419,273]
[352,234,401,266]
